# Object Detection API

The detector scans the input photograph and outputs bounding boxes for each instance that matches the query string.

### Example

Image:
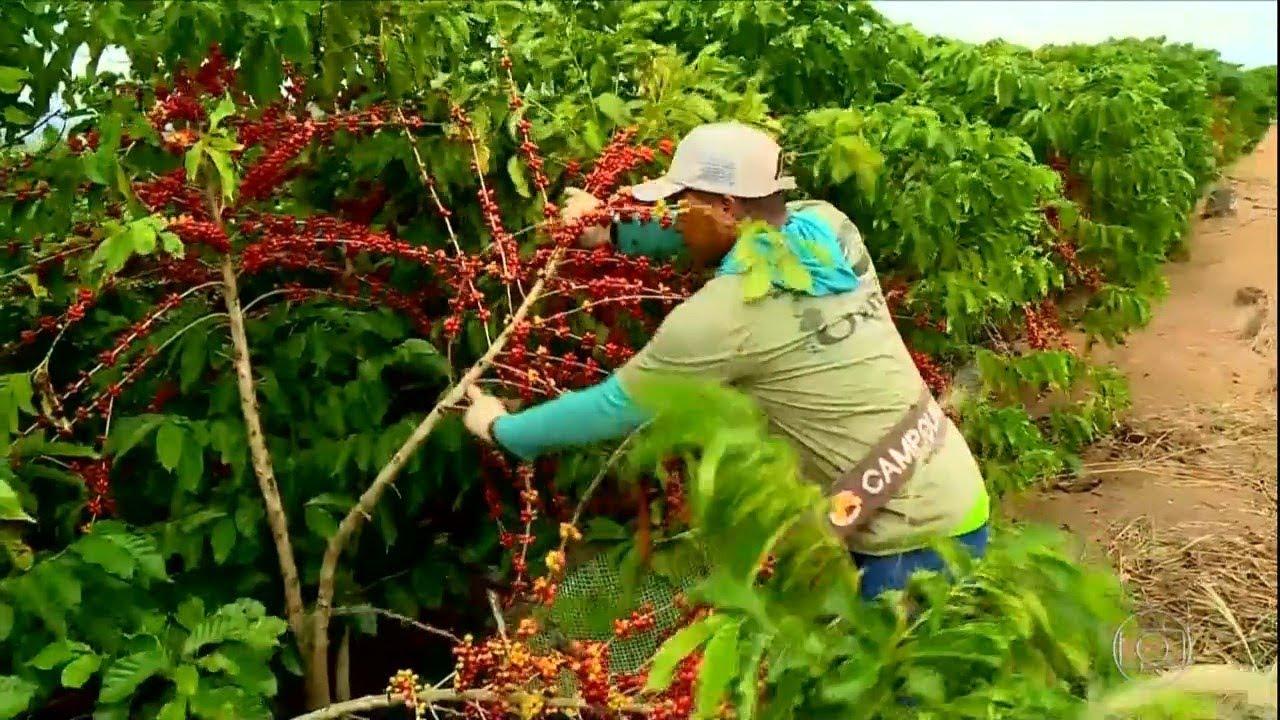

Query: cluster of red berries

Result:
[1045,152,1088,205]
[235,100,415,202]
[148,87,206,131]
[133,168,207,218]
[758,554,777,583]
[70,457,116,519]
[502,58,551,198]
[491,234,691,402]
[148,44,242,132]
[238,121,319,202]
[7,287,99,352]
[239,214,440,274]
[476,447,554,602]
[1043,205,1103,292]
[66,130,101,155]
[1052,236,1103,292]
[582,127,653,198]
[646,653,703,720]
[612,603,657,639]
[192,43,237,97]
[82,349,157,424]
[167,215,230,253]
[95,293,185,369]
[881,277,947,332]
[386,669,424,719]
[1,178,50,203]
[19,291,195,439]
[154,255,218,287]
[452,631,580,715]
[573,641,613,708]
[1023,300,1072,351]
[662,460,690,529]
[909,348,949,396]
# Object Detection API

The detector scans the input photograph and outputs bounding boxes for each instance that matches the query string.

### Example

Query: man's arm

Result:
[565,187,686,260]
[491,375,648,461]
[612,217,686,260]
[483,285,748,460]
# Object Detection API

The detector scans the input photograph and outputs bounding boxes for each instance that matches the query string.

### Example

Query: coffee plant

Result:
[1,1,1274,718]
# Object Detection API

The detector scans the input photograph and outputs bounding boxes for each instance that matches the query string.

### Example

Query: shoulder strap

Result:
[825,385,948,536]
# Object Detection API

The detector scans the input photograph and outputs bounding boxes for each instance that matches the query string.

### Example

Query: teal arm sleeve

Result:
[614,217,686,260]
[491,375,650,461]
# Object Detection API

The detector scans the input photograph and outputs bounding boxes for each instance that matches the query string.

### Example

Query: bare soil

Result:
[1007,127,1279,668]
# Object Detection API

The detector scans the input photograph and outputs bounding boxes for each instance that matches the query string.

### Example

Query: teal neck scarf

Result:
[717,209,860,297]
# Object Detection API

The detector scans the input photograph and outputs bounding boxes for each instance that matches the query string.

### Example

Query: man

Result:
[463,122,990,599]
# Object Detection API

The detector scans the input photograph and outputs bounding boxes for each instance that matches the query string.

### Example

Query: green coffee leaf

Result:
[0,675,37,719]
[185,141,205,185]
[209,96,235,130]
[694,619,742,719]
[210,517,236,564]
[61,653,103,689]
[507,155,531,198]
[156,423,185,472]
[106,415,165,460]
[2,106,31,124]
[0,479,32,523]
[208,147,237,203]
[173,664,199,696]
[647,615,727,691]
[99,649,168,704]
[73,532,137,579]
[0,67,31,93]
[31,639,78,670]
[157,698,187,720]
[595,92,629,126]
[0,604,12,642]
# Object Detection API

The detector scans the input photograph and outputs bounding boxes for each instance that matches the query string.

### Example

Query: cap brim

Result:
[630,177,685,203]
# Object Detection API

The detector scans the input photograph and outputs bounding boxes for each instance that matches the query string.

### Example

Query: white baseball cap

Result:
[630,122,796,203]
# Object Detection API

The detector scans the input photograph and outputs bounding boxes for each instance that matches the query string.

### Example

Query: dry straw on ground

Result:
[1087,400,1278,669]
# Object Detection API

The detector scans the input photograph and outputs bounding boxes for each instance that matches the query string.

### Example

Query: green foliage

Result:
[632,377,1231,719]
[0,0,1274,715]
[0,522,284,718]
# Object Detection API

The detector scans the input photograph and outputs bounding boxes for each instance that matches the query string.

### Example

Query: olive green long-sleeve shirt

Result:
[617,201,990,555]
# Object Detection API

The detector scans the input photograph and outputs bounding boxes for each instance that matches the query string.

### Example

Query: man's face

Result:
[674,189,740,267]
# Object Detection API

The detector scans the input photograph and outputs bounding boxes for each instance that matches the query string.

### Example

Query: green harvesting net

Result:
[526,541,710,676]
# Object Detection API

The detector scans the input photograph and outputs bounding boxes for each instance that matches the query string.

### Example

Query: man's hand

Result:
[562,188,610,249]
[463,385,509,443]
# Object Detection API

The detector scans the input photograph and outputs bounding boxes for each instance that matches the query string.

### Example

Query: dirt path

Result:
[1008,127,1278,668]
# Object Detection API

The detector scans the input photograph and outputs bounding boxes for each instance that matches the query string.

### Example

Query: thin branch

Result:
[330,605,461,643]
[308,245,570,707]
[486,590,508,641]
[569,432,639,532]
[289,686,650,720]
[291,694,403,720]
[335,628,352,704]
[534,293,685,324]
[19,308,228,439]
[205,185,309,662]
[397,110,495,347]
[0,242,96,282]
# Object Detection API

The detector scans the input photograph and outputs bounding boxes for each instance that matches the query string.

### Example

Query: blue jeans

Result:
[852,524,990,600]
